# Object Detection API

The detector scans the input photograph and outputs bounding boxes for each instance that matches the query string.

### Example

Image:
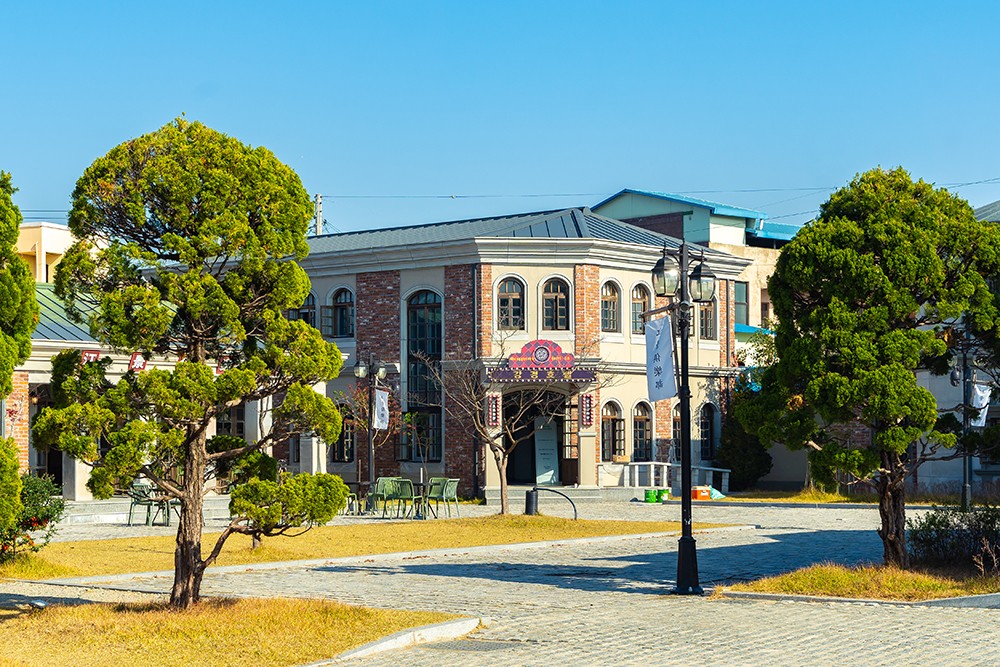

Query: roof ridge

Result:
[311,208,574,240]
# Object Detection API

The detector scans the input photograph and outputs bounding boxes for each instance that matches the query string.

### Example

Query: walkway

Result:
[31,501,1000,665]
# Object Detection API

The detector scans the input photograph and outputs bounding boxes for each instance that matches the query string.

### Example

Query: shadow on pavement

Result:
[312,527,885,595]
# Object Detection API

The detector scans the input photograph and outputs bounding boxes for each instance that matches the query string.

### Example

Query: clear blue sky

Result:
[4,1,999,232]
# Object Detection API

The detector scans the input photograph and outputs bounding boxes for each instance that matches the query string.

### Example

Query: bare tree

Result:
[423,337,615,514]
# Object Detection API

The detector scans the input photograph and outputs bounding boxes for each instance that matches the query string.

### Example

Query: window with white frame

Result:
[601,282,620,332]
[497,278,525,330]
[633,402,652,462]
[631,285,650,334]
[601,402,625,461]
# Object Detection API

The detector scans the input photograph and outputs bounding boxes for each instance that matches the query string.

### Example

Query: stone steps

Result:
[62,495,232,525]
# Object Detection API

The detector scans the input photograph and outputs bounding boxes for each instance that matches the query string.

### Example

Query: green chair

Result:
[394,478,422,518]
[425,477,447,518]
[370,477,403,518]
[127,482,157,526]
[427,478,459,518]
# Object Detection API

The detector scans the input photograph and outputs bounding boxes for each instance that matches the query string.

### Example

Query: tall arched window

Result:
[405,290,442,462]
[699,298,717,340]
[497,278,525,330]
[601,283,620,332]
[631,285,650,334]
[633,402,652,462]
[601,402,624,461]
[331,288,355,338]
[700,404,717,460]
[542,278,570,331]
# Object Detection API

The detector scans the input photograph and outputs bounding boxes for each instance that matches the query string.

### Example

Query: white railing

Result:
[622,462,730,494]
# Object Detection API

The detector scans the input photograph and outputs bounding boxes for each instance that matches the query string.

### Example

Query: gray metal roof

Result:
[307,207,731,258]
[34,282,95,343]
[975,200,1000,222]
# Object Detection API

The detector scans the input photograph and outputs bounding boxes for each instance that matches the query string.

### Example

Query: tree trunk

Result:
[875,452,909,568]
[494,446,509,515]
[170,429,208,608]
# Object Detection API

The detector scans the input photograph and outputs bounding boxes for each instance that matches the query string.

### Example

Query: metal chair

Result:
[394,478,422,518]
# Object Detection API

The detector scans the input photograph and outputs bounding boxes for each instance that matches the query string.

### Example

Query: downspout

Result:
[472,263,481,497]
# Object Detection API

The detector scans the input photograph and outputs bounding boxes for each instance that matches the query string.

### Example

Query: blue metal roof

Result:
[746,221,805,242]
[593,189,768,220]
[975,200,1000,222]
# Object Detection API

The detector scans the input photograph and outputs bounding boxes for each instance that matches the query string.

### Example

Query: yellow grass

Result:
[0,597,454,667]
[7,515,706,580]
[727,563,1000,601]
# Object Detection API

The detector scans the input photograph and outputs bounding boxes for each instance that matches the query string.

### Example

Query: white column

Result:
[299,381,329,474]
[62,455,92,501]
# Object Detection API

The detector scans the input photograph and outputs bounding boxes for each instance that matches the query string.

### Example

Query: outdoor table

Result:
[345,482,369,515]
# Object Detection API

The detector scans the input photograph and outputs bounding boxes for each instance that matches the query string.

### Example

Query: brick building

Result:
[285,207,750,497]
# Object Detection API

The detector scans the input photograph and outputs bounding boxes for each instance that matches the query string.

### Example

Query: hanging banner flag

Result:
[645,316,677,402]
[373,389,390,430]
[972,383,993,427]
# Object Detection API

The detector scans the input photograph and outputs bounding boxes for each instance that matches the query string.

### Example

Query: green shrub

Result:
[0,439,22,531]
[907,505,1000,569]
[0,474,66,562]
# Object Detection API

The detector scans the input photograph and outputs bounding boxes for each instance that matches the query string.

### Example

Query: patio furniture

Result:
[127,483,158,526]
[127,483,180,526]
[426,478,459,518]
[370,477,402,518]
[394,478,423,519]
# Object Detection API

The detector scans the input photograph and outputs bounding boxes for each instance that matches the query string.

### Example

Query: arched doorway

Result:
[503,390,568,486]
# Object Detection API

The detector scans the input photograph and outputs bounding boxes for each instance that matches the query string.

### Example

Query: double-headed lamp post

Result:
[651,242,716,595]
[354,353,387,492]
[949,333,974,512]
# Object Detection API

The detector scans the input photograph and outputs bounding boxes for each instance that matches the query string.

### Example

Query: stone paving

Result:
[36,500,1000,666]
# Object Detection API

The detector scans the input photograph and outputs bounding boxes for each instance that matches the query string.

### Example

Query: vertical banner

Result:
[373,389,390,430]
[645,316,677,402]
[972,383,993,427]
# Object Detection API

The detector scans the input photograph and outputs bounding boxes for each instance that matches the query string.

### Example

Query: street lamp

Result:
[651,242,716,595]
[354,352,388,496]
[949,334,973,512]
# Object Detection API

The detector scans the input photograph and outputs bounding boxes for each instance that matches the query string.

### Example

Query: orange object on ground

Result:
[691,486,711,500]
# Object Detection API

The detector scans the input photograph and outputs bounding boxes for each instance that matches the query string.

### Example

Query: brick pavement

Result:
[44,501,1000,666]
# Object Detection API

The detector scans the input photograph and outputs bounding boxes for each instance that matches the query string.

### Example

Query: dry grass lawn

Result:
[0,597,454,667]
[727,563,1000,601]
[7,515,700,580]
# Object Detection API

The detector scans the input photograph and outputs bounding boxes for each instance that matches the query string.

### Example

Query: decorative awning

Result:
[488,340,596,384]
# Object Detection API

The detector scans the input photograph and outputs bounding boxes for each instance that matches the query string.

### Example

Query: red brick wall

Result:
[6,372,30,471]
[356,270,401,481]
[444,264,478,493]
[477,264,493,357]
[356,270,401,361]
[574,264,600,357]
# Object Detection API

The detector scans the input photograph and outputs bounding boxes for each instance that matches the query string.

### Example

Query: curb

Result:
[302,617,486,665]
[720,589,1000,609]
[46,525,757,588]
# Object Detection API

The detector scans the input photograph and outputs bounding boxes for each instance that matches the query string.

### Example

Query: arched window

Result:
[631,285,650,334]
[671,404,682,462]
[633,403,652,462]
[700,404,717,460]
[405,290,442,462]
[601,283,620,332]
[699,298,717,340]
[542,278,570,331]
[289,292,317,328]
[497,278,525,330]
[331,289,355,338]
[601,402,624,461]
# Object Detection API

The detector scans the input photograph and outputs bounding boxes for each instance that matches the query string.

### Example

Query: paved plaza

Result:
[8,501,1000,666]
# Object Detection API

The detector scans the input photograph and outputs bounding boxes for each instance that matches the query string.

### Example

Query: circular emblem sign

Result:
[533,345,551,365]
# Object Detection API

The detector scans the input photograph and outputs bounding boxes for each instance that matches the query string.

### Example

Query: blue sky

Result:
[3,1,999,232]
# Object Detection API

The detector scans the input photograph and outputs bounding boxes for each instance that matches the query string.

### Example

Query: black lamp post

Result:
[949,330,974,512]
[651,241,716,595]
[354,352,387,496]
